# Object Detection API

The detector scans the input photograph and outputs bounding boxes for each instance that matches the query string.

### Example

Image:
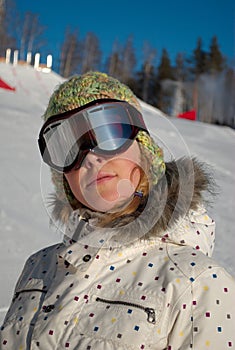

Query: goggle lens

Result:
[38,99,147,172]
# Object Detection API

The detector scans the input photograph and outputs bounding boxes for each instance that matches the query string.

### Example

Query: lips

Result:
[87,172,117,187]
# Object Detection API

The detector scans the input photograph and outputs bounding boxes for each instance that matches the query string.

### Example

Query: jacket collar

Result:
[54,157,216,268]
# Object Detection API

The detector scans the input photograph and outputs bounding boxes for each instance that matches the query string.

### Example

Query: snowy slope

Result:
[0,63,64,321]
[0,63,234,324]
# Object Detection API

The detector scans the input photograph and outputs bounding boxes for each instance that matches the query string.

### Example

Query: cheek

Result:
[65,172,84,202]
[130,165,141,187]
[116,167,140,199]
[117,158,141,183]
[65,170,106,210]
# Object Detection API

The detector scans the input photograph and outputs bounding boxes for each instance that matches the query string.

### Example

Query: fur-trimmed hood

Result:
[49,157,215,252]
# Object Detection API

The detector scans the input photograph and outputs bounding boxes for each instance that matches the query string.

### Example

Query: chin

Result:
[96,195,134,213]
[90,199,119,213]
[80,189,132,212]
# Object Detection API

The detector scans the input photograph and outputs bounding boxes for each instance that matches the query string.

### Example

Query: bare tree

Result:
[0,0,7,55]
[142,41,157,101]
[17,11,46,61]
[81,32,102,74]
[59,28,81,78]
[106,39,123,78]
[120,35,136,83]
[0,0,16,56]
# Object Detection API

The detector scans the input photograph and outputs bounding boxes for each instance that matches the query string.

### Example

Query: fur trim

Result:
[150,156,216,235]
[47,157,216,235]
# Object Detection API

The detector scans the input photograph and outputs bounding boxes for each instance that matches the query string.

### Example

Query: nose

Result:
[83,151,106,169]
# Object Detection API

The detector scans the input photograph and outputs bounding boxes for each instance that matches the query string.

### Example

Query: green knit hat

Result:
[42,71,165,206]
[43,71,141,119]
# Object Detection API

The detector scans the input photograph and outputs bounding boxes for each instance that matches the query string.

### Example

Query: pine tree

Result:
[191,37,208,77]
[208,36,224,73]
[175,53,188,81]
[158,48,174,80]
[156,49,174,113]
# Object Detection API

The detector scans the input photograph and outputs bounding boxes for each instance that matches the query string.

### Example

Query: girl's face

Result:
[65,141,141,212]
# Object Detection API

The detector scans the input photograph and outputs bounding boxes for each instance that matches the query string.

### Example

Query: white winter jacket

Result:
[1,159,235,349]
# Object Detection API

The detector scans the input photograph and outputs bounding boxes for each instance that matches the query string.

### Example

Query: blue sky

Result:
[15,0,234,69]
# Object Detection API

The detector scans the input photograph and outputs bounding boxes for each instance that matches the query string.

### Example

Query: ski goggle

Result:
[38,99,148,173]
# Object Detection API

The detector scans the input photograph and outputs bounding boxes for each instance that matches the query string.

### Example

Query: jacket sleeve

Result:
[1,254,35,324]
[167,265,235,350]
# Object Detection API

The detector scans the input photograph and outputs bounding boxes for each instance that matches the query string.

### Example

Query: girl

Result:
[1,71,234,350]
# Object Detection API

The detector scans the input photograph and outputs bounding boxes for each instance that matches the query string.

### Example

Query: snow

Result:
[0,63,234,324]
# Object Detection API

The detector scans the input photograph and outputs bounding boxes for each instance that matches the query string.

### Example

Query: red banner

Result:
[177,110,196,121]
[0,78,16,91]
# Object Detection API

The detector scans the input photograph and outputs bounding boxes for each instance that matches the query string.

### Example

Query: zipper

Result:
[96,297,156,324]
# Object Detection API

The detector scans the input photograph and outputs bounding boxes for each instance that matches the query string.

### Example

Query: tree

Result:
[172,53,195,116]
[59,28,81,78]
[190,37,208,78]
[106,40,123,78]
[156,49,175,113]
[80,32,102,74]
[16,11,46,61]
[208,36,224,73]
[0,1,46,62]
[119,35,136,84]
[0,0,16,56]
[158,48,174,81]
[174,52,188,81]
[141,42,157,102]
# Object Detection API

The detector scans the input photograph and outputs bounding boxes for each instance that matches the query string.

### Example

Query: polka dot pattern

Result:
[0,207,234,349]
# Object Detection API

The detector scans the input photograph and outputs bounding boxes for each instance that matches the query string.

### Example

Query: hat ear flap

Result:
[136,131,166,185]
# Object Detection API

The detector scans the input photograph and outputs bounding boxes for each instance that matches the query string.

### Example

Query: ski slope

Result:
[0,62,234,324]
